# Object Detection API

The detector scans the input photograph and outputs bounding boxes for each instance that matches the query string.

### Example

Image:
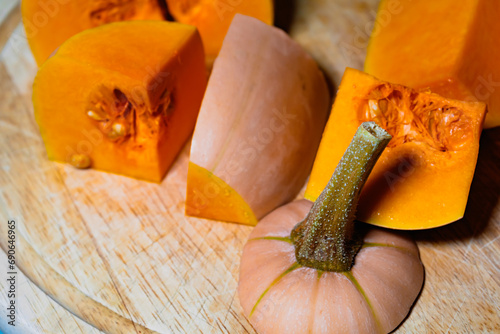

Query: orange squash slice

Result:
[33,21,207,182]
[165,0,273,67]
[22,0,166,66]
[365,0,500,128]
[305,68,486,230]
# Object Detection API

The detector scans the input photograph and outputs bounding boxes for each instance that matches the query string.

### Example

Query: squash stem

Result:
[291,122,391,272]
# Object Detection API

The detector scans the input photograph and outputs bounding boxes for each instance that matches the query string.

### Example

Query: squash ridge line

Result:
[362,242,416,256]
[249,262,301,318]
[248,236,292,244]
[343,271,384,334]
[307,269,322,333]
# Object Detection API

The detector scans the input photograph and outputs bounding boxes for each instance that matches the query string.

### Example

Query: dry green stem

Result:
[291,122,391,272]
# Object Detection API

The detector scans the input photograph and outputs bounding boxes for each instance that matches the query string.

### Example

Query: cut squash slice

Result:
[186,15,330,225]
[365,0,500,128]
[305,68,486,230]
[22,0,166,66]
[166,0,273,67]
[33,21,207,182]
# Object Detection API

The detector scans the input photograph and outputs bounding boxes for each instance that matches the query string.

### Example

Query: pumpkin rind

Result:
[238,199,424,334]
[305,68,486,229]
[365,0,500,128]
[33,21,207,182]
[186,14,330,224]
[22,0,165,66]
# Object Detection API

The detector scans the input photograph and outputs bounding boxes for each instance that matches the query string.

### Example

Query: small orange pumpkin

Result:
[239,122,424,333]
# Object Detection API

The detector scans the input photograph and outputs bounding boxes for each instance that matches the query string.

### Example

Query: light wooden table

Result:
[0,0,499,333]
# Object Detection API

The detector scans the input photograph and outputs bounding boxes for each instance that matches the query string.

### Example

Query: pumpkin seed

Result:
[69,154,91,169]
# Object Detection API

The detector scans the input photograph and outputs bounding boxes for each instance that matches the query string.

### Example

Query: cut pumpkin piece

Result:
[187,162,257,224]
[22,0,166,66]
[365,0,500,128]
[186,14,330,225]
[166,0,273,67]
[305,68,486,230]
[33,21,207,182]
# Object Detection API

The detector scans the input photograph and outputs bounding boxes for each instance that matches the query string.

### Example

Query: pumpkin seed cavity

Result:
[86,86,173,145]
[360,84,473,152]
[89,0,144,25]
[174,0,202,16]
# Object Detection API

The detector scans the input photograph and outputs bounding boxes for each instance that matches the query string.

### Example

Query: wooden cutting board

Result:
[0,0,499,333]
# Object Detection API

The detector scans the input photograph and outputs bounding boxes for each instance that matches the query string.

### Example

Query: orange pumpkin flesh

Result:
[239,123,424,333]
[186,161,257,224]
[165,0,273,67]
[365,0,500,128]
[186,14,330,225]
[305,68,486,230]
[33,21,207,182]
[22,0,166,66]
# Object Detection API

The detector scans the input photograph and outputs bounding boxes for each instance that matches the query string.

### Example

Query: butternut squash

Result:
[305,68,486,229]
[186,14,329,225]
[33,21,207,182]
[22,0,166,65]
[165,0,273,67]
[365,0,500,128]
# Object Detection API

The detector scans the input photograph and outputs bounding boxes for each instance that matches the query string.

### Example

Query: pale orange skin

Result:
[187,15,330,225]
[239,200,424,334]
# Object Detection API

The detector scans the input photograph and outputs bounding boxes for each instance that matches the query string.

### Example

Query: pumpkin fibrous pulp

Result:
[305,68,486,229]
[33,21,207,182]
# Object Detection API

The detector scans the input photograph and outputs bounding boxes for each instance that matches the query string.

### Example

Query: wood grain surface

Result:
[1,0,499,333]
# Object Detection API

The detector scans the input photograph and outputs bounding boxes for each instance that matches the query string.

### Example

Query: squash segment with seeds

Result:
[33,21,207,182]
[305,68,487,229]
